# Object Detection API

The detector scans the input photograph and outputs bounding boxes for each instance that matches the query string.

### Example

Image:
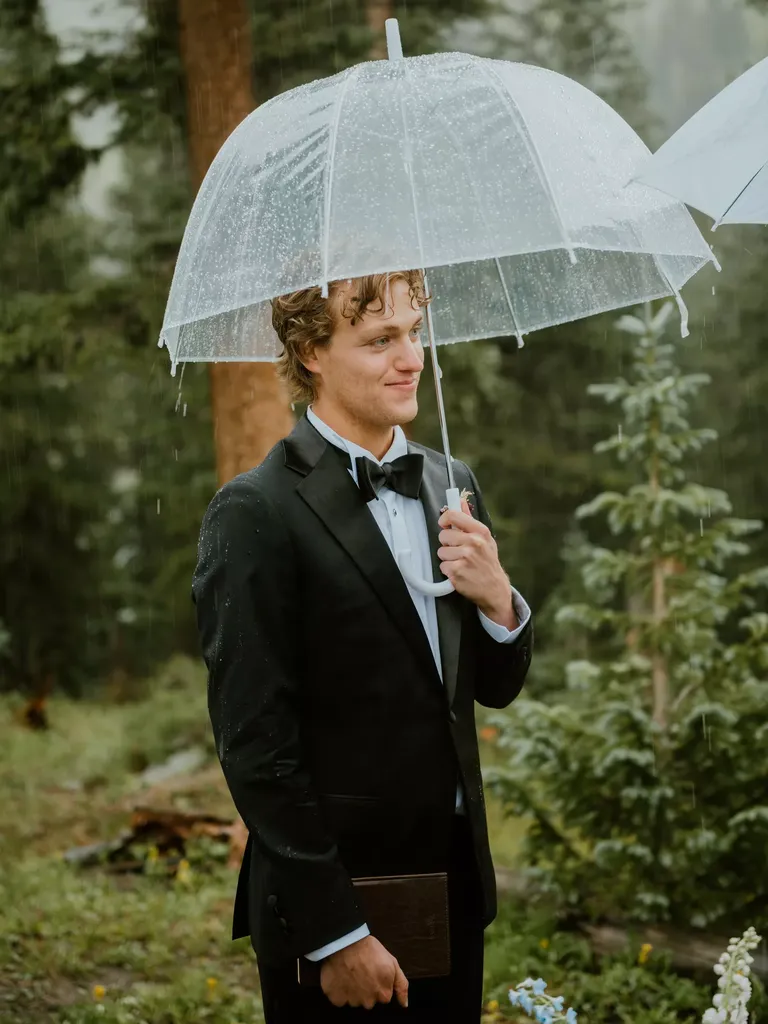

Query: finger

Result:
[393,964,409,1009]
[438,508,485,533]
[440,558,467,578]
[439,527,468,547]
[460,497,472,516]
[438,544,473,561]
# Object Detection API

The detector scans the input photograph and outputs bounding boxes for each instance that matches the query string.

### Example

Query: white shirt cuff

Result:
[478,586,531,643]
[305,923,370,961]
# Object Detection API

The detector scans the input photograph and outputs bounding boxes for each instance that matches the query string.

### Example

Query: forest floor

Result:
[0,655,527,1024]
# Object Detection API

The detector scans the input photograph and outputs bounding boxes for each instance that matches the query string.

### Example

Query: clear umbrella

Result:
[633,55,768,229]
[160,19,717,595]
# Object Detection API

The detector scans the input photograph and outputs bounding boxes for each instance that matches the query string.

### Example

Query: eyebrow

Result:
[363,315,424,337]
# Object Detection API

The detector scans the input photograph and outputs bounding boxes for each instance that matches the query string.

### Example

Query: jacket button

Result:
[266,894,278,910]
[448,710,457,723]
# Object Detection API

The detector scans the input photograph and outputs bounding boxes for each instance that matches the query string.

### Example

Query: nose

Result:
[394,335,424,372]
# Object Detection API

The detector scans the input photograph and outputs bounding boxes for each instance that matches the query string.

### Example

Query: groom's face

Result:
[306,278,425,428]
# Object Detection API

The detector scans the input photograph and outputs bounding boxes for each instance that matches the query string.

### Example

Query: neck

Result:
[311,401,396,461]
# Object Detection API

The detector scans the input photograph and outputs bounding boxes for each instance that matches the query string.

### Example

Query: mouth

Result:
[385,380,419,392]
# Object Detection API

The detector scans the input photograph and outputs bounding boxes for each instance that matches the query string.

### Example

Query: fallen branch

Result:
[63,806,239,873]
[494,868,768,979]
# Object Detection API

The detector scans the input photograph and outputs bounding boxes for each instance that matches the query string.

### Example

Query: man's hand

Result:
[320,934,409,1010]
[438,499,518,629]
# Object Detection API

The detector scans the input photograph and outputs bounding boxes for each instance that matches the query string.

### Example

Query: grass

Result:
[2,661,736,1023]
[0,656,529,1023]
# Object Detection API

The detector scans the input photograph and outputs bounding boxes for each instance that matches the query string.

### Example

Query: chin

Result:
[386,398,418,425]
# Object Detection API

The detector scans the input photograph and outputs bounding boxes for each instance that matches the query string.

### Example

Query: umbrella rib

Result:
[398,59,456,490]
[428,101,524,345]
[471,56,577,266]
[713,160,766,229]
[397,61,427,271]
[320,66,361,297]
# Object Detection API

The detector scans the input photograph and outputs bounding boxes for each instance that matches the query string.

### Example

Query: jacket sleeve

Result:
[461,463,533,709]
[192,475,366,956]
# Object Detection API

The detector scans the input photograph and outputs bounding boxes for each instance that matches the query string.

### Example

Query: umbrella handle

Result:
[396,487,462,598]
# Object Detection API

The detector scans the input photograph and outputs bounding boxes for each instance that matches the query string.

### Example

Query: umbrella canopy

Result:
[159,46,717,374]
[634,55,768,229]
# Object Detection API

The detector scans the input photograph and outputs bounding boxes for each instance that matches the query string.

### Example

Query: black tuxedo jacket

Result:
[192,414,532,968]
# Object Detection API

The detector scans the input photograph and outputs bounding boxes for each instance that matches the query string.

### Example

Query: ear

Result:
[299,341,322,376]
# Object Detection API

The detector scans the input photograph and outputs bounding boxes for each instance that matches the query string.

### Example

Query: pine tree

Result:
[473,0,649,133]
[0,1,110,693]
[486,302,768,932]
[0,0,90,227]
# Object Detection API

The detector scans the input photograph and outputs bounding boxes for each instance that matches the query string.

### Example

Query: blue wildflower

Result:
[566,1008,578,1024]
[532,979,547,996]
[509,989,521,1006]
[551,996,564,1013]
[520,992,534,1014]
[535,1007,553,1024]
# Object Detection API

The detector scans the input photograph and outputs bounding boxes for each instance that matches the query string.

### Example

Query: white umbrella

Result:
[634,55,768,229]
[160,19,717,595]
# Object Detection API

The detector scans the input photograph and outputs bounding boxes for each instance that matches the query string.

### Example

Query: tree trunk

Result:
[366,0,393,59]
[178,0,293,487]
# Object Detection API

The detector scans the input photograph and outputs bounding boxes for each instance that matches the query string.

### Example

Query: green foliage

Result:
[249,0,503,97]
[0,853,265,1024]
[0,656,211,858]
[483,897,760,1024]
[472,0,650,134]
[1,675,759,1024]
[486,303,768,933]
[686,224,768,580]
[0,0,91,227]
[0,2,117,692]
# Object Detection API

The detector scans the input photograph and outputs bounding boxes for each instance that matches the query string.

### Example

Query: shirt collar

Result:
[306,406,408,486]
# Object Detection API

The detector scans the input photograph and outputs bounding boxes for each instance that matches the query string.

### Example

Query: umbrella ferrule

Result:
[385,19,404,61]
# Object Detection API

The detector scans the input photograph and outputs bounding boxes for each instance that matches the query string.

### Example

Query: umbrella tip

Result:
[385,19,404,61]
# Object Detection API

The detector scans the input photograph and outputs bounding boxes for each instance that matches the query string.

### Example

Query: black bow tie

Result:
[355,453,424,504]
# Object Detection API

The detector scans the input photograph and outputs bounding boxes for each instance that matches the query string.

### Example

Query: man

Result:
[192,270,532,1022]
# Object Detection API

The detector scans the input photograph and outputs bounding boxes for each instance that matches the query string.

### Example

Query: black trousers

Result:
[257,815,486,1023]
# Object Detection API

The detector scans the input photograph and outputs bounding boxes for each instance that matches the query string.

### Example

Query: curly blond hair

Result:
[271,270,429,404]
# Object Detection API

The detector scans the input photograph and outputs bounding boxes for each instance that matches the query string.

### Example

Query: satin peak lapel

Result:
[288,425,442,691]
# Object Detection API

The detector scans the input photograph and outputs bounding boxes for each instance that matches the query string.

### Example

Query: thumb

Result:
[393,962,409,1008]
[460,497,472,517]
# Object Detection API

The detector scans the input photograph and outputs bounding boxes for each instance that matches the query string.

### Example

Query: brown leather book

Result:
[297,871,451,986]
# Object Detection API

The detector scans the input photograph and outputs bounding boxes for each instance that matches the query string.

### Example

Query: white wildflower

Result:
[702,928,762,1024]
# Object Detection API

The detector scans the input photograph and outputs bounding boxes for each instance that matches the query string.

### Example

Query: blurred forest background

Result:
[1,0,766,695]
[1,1,767,1022]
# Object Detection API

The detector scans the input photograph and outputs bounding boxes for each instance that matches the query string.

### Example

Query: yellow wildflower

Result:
[175,858,192,884]
[206,977,218,990]
[487,999,499,1011]
[92,985,106,1001]
[539,938,550,949]
[638,942,653,964]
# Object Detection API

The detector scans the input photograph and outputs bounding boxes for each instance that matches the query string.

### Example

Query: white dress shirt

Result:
[304,407,531,961]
